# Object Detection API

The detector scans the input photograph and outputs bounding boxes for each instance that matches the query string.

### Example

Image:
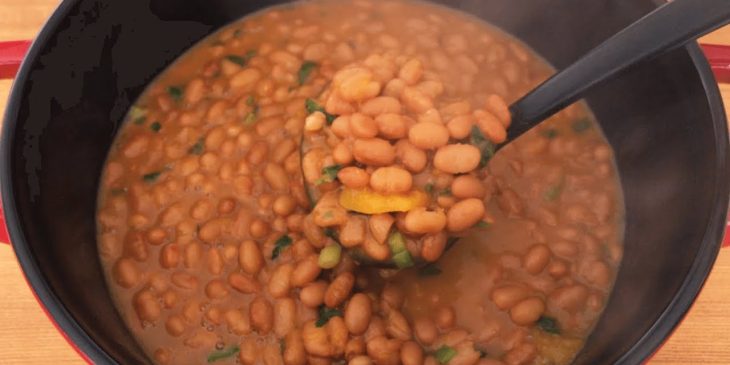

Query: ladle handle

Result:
[507,0,730,141]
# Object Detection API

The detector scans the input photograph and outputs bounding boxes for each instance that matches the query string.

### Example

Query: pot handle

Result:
[0,40,729,247]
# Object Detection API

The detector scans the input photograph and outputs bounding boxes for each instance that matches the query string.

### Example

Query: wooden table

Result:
[1,2,730,364]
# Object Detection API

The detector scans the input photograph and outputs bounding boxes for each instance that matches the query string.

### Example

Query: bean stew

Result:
[96,1,625,364]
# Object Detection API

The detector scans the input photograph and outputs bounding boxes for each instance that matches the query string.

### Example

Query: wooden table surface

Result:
[1,1,730,364]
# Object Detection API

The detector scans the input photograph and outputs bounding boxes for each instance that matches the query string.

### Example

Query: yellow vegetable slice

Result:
[339,188,428,215]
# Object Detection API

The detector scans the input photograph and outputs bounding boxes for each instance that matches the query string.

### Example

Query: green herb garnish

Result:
[150,121,162,133]
[541,128,559,139]
[298,61,318,85]
[133,117,146,125]
[324,228,339,240]
[315,306,343,327]
[207,346,240,363]
[188,138,205,155]
[439,188,452,197]
[243,103,260,126]
[424,183,435,195]
[388,231,414,269]
[167,86,184,101]
[142,171,162,183]
[470,126,496,167]
[243,50,257,62]
[305,99,337,125]
[225,55,246,66]
[537,316,561,334]
[544,185,563,202]
[271,235,293,260]
[315,164,343,185]
[475,221,490,229]
[280,339,286,355]
[571,118,592,134]
[434,345,458,364]
[418,263,442,277]
[246,95,256,107]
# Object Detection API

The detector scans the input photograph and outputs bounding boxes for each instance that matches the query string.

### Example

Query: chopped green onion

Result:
[225,55,246,66]
[243,50,257,62]
[150,121,162,133]
[315,306,343,327]
[298,61,318,85]
[434,345,458,364]
[315,164,343,185]
[541,128,559,139]
[142,171,162,183]
[470,126,496,167]
[544,185,563,202]
[388,231,414,269]
[129,106,147,121]
[571,118,592,134]
[188,138,205,155]
[324,228,339,240]
[305,99,337,125]
[318,244,342,269]
[439,188,452,197]
[133,117,146,125]
[244,111,258,125]
[167,86,184,101]
[246,95,256,107]
[537,316,561,334]
[207,346,240,363]
[424,183,435,195]
[272,235,293,260]
[474,221,490,229]
[419,263,442,277]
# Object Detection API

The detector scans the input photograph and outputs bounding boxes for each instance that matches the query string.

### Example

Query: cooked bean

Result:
[368,214,395,245]
[375,114,408,139]
[283,330,307,365]
[171,272,198,290]
[268,262,295,298]
[205,279,230,299]
[229,272,261,294]
[239,337,258,365]
[370,167,413,194]
[274,298,297,337]
[333,142,355,165]
[300,281,328,308]
[447,198,486,232]
[510,297,545,325]
[339,167,371,189]
[433,144,481,174]
[250,218,270,239]
[399,59,424,85]
[366,336,401,365]
[491,285,530,310]
[250,296,274,334]
[350,113,379,138]
[413,317,438,345]
[239,240,264,275]
[550,284,589,312]
[134,290,161,322]
[394,140,427,173]
[340,215,367,247]
[352,138,396,166]
[435,306,456,330]
[523,244,552,275]
[476,111,507,144]
[408,122,449,150]
[207,248,224,275]
[485,94,511,127]
[400,341,424,365]
[451,175,486,199]
[345,293,373,335]
[113,258,140,288]
[349,356,373,365]
[224,308,251,335]
[325,272,356,308]
[401,87,433,114]
[385,308,412,340]
[291,254,322,287]
[360,96,402,116]
[362,235,391,262]
[404,208,447,235]
[264,163,290,191]
[446,115,474,140]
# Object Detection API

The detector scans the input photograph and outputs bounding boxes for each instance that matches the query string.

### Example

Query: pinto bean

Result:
[404,208,447,234]
[370,167,413,194]
[345,293,373,335]
[408,122,450,150]
[523,244,552,275]
[447,198,486,232]
[291,254,322,288]
[451,175,486,199]
[325,272,356,308]
[250,296,274,334]
[434,144,481,174]
[375,114,408,139]
[300,281,328,308]
[395,140,428,173]
[491,285,530,310]
[352,138,396,166]
[268,262,295,298]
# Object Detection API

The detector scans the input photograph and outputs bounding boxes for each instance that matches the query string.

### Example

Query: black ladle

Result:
[505,0,730,147]
[311,0,730,268]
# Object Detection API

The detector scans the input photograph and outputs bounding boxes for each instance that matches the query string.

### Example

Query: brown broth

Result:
[96,1,624,364]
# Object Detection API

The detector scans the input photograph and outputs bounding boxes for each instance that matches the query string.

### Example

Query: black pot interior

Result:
[3,0,728,364]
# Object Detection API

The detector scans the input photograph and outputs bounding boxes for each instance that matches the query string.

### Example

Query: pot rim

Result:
[2,1,728,364]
